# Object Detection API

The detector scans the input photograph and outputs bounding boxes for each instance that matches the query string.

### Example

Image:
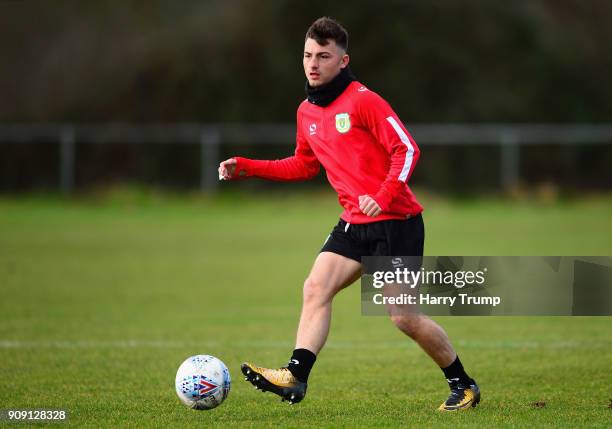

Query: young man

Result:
[218,17,480,411]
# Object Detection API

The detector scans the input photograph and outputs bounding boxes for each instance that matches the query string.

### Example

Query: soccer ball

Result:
[175,355,231,410]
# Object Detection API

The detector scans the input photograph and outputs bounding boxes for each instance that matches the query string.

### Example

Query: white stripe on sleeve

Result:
[385,116,414,182]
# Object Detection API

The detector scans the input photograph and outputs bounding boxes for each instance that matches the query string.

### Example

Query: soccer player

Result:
[218,17,480,411]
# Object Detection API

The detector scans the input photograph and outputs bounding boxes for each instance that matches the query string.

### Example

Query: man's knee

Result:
[303,276,333,307]
[390,314,424,338]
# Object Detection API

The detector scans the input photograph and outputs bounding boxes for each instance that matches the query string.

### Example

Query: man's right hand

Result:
[218,158,237,180]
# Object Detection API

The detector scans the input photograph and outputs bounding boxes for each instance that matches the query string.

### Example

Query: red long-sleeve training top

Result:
[233,81,423,224]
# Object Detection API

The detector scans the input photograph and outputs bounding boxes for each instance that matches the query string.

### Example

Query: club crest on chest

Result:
[335,113,351,133]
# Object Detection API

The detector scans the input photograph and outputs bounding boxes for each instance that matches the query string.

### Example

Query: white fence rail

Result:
[1,123,612,193]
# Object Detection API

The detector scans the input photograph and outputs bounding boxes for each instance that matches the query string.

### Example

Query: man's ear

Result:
[340,54,350,68]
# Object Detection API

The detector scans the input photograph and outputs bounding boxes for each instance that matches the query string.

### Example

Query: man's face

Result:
[303,38,349,87]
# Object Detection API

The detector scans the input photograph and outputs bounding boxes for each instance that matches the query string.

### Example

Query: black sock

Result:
[441,355,473,385]
[287,348,316,383]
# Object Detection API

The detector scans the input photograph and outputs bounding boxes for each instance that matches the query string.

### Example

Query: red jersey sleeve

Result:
[232,112,320,181]
[356,90,420,211]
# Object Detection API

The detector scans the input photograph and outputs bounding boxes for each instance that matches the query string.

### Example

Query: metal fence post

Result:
[200,128,221,192]
[60,126,75,193]
[500,131,519,190]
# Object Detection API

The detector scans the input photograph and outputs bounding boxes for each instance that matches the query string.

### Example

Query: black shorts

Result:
[320,214,425,263]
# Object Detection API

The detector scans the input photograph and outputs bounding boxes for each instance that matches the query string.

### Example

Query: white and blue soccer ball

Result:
[175,355,231,410]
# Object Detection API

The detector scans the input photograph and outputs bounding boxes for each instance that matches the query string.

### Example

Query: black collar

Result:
[305,67,356,107]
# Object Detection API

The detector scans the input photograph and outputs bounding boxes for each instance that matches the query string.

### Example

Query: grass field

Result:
[1,189,611,428]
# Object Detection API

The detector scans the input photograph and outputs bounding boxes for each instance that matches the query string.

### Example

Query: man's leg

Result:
[390,313,480,411]
[295,251,362,354]
[241,251,361,403]
[380,216,479,411]
[390,314,455,367]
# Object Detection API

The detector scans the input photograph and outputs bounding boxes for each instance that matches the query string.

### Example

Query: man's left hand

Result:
[358,195,382,217]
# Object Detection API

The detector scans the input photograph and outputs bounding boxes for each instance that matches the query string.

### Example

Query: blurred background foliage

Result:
[0,0,611,193]
[2,0,612,123]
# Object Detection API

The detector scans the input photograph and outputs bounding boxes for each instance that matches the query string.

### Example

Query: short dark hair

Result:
[305,17,348,51]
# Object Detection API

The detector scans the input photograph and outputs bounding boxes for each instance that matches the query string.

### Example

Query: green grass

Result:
[1,189,611,428]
